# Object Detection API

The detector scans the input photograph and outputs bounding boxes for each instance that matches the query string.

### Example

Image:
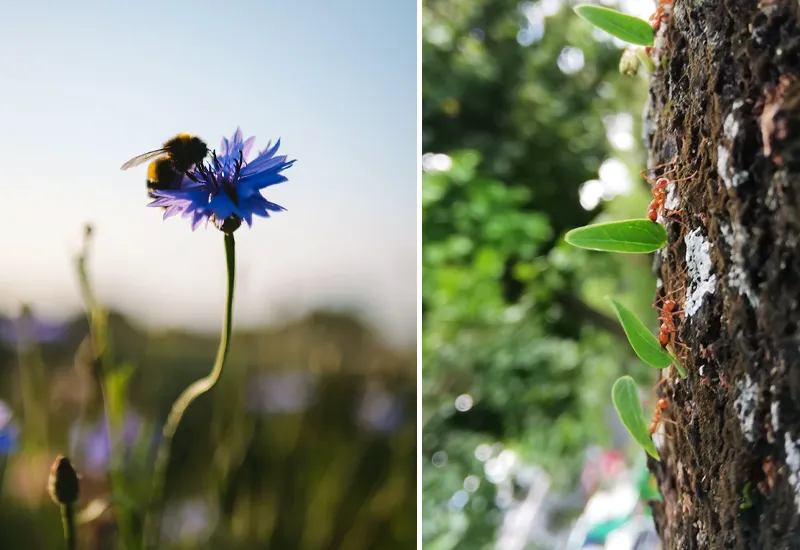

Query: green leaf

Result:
[574,5,655,46]
[105,363,135,429]
[612,376,659,459]
[564,220,667,253]
[606,297,673,370]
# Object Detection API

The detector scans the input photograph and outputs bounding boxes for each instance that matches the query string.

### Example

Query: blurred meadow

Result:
[422,0,668,548]
[0,1,416,549]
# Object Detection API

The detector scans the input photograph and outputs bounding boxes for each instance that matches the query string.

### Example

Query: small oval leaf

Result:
[612,376,659,459]
[564,220,667,253]
[606,297,673,369]
[574,5,655,46]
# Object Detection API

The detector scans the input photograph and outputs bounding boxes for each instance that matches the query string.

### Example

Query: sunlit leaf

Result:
[565,220,666,253]
[574,5,655,46]
[612,376,659,459]
[606,297,672,369]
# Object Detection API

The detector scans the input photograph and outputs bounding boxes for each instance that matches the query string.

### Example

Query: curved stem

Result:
[61,503,76,550]
[143,232,236,549]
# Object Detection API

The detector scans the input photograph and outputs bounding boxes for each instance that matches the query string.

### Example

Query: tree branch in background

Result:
[554,290,628,342]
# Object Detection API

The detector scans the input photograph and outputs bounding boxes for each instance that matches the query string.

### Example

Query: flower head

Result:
[244,371,316,415]
[0,400,19,455]
[0,305,67,348]
[149,128,295,231]
[357,385,404,434]
[70,412,143,475]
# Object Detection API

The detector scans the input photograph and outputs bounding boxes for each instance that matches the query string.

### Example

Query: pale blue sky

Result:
[0,0,417,346]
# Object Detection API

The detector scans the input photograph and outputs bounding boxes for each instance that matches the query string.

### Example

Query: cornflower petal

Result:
[240,168,291,193]
[163,204,185,219]
[240,136,256,159]
[246,140,283,171]
[207,194,238,221]
[190,210,207,231]
[243,155,292,178]
[147,128,294,231]
[219,127,246,161]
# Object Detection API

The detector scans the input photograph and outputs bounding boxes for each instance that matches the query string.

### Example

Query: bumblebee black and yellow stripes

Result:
[120,133,208,192]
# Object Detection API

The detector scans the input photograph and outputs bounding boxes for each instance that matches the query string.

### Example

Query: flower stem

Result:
[75,228,135,550]
[60,503,76,550]
[143,232,236,549]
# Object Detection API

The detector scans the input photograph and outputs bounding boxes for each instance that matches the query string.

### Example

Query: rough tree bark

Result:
[642,0,800,547]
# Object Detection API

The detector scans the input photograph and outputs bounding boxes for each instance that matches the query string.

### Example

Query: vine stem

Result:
[143,232,236,549]
[61,503,76,550]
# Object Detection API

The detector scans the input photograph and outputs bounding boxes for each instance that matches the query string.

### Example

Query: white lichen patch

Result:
[664,181,679,210]
[719,222,760,309]
[785,433,800,512]
[766,181,779,211]
[656,181,679,225]
[649,26,670,63]
[717,146,732,187]
[696,523,708,546]
[652,413,670,450]
[729,264,758,307]
[685,229,717,317]
[719,222,734,248]
[723,102,743,140]
[772,400,780,434]
[735,374,758,443]
[718,102,747,189]
[717,149,747,189]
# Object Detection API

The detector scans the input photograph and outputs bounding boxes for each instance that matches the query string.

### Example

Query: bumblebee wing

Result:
[120,149,167,170]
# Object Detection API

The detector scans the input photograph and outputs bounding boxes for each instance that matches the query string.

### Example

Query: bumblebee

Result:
[120,133,208,192]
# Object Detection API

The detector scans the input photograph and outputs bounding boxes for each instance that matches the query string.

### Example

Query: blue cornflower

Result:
[70,412,143,475]
[148,128,295,231]
[0,401,19,455]
[0,306,67,347]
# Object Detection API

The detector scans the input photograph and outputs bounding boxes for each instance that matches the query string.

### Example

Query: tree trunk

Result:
[644,0,800,547]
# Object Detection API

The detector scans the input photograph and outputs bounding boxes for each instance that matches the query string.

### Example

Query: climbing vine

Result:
[567,3,686,458]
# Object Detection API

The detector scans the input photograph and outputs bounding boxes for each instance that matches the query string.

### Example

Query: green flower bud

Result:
[619,47,640,76]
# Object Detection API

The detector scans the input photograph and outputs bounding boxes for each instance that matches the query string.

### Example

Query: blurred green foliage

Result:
[0,303,414,550]
[422,0,663,547]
